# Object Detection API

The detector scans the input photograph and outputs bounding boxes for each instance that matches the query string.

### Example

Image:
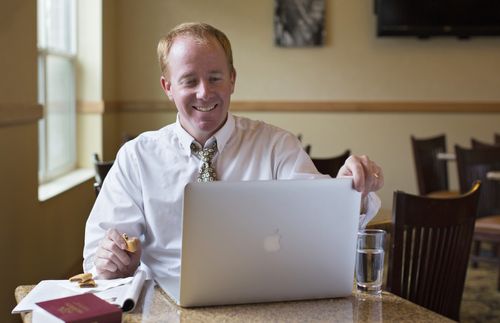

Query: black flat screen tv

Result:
[375,0,500,38]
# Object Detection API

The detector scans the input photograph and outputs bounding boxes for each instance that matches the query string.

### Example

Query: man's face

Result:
[161,35,236,144]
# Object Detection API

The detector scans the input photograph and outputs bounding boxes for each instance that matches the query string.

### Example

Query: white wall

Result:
[113,0,500,209]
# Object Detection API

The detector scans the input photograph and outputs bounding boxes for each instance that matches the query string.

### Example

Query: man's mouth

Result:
[193,104,217,112]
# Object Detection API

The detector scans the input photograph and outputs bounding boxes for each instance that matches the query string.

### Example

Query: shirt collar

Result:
[213,112,234,154]
[174,112,235,155]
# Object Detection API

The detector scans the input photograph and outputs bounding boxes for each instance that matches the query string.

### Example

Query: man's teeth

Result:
[194,104,216,112]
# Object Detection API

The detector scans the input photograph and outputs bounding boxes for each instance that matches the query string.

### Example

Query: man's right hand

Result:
[94,228,141,279]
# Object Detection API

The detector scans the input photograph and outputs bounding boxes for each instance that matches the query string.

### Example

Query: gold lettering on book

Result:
[58,301,90,314]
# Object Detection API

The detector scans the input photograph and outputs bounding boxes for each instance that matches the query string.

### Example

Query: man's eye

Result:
[209,76,222,83]
[183,79,197,86]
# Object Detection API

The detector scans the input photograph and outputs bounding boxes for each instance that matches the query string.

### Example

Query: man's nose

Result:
[196,80,211,99]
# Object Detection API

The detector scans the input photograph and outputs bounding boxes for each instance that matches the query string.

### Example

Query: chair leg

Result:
[472,240,481,268]
[496,256,500,291]
[497,244,500,292]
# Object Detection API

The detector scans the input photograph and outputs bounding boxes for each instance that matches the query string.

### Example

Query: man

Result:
[83,22,383,279]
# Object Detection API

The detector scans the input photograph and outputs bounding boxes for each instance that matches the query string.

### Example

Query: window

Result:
[37,0,77,182]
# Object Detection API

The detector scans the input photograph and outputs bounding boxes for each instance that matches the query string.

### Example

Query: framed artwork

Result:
[274,0,325,47]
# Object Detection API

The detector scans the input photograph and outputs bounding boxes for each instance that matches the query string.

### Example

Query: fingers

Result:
[339,155,384,196]
[94,228,141,279]
[340,155,366,193]
[371,165,384,191]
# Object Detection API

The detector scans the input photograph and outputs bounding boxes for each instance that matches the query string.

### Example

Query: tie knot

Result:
[190,140,218,162]
[191,140,218,182]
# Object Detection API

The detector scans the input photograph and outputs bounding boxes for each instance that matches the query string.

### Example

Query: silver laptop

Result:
[156,178,361,307]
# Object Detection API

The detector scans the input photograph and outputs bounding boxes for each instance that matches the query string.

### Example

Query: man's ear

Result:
[230,68,237,94]
[160,76,173,101]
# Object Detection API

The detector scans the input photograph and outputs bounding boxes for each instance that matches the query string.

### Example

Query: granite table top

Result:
[15,281,454,322]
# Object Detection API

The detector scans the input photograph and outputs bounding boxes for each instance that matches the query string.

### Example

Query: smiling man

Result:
[159,29,235,146]
[83,22,384,280]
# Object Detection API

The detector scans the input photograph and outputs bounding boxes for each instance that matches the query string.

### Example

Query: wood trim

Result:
[77,100,105,113]
[229,101,500,112]
[0,103,43,127]
[77,100,500,114]
[77,100,122,114]
[120,100,176,112]
[121,100,500,113]
[77,100,174,113]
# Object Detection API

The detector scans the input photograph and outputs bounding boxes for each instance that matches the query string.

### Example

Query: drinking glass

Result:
[355,229,385,295]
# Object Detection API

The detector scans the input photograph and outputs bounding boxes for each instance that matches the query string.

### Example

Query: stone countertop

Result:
[15,282,454,322]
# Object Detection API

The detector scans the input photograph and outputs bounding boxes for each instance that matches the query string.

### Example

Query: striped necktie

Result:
[190,140,218,182]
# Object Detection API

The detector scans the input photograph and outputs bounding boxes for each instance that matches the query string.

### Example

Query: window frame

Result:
[37,0,78,183]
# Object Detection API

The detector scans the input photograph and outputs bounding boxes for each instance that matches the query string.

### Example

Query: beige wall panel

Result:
[0,1,39,321]
[0,124,38,322]
[0,1,37,104]
[103,0,117,101]
[103,112,120,160]
[1,2,96,321]
[35,182,94,280]
[118,109,500,210]
[235,111,500,209]
[77,113,103,167]
[119,111,176,136]
[77,0,102,101]
[1,124,95,323]
[115,0,500,101]
[113,0,500,212]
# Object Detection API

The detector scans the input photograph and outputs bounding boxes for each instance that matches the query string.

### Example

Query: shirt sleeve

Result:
[273,132,326,180]
[271,131,382,228]
[83,143,146,274]
[358,192,382,229]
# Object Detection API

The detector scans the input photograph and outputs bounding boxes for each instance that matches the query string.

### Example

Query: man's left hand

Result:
[337,155,384,197]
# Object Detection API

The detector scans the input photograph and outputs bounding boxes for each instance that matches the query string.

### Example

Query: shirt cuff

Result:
[138,262,153,280]
[85,262,152,280]
[358,192,382,229]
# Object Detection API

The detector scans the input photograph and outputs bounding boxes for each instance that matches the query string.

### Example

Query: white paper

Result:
[97,270,146,311]
[58,276,133,293]
[32,304,66,323]
[12,280,76,313]
[12,271,146,314]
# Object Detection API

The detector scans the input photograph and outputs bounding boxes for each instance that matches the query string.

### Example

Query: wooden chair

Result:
[471,137,500,149]
[311,150,350,178]
[93,153,114,197]
[411,134,458,197]
[121,133,137,146]
[304,144,311,155]
[455,145,500,290]
[297,134,311,155]
[387,181,482,321]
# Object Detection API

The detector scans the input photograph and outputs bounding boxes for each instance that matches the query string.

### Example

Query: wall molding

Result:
[230,100,500,113]
[77,100,500,114]
[0,103,43,127]
[77,100,120,113]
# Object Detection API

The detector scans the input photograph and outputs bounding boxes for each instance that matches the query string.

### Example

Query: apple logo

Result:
[264,229,281,252]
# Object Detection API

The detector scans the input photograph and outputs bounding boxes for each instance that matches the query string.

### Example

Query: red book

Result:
[34,293,122,323]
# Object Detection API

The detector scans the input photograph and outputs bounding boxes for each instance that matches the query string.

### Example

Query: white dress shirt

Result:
[83,113,381,278]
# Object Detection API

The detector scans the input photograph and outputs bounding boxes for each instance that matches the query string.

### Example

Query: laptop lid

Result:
[158,178,361,307]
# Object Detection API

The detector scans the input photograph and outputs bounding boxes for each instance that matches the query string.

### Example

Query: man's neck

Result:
[183,114,228,147]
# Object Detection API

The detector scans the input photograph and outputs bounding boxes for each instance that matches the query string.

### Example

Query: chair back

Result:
[311,150,350,177]
[304,144,311,155]
[471,138,500,149]
[455,145,500,218]
[387,181,481,321]
[121,133,137,146]
[411,134,449,195]
[297,134,312,155]
[93,153,114,196]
